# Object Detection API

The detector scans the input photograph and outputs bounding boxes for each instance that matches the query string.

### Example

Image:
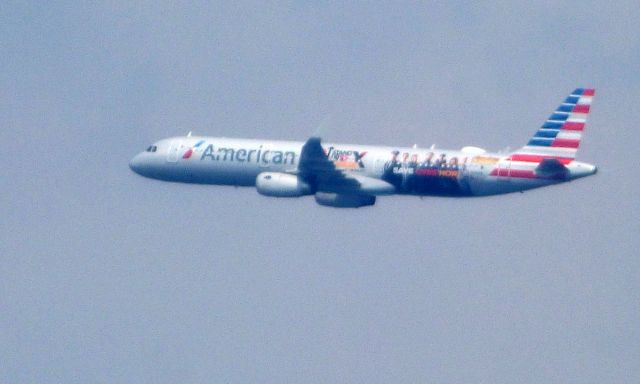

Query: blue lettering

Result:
[201,144,216,160]
[236,149,247,162]
[219,148,234,161]
[284,151,296,165]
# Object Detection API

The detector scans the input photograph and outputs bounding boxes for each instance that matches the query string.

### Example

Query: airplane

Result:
[129,88,598,208]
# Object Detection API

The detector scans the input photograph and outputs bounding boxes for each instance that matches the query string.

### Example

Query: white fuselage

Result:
[129,136,597,198]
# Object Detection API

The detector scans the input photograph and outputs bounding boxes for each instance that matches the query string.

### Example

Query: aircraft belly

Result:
[196,161,263,185]
[157,161,261,186]
[376,164,560,197]
[465,175,560,196]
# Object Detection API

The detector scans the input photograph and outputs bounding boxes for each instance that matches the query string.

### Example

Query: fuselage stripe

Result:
[508,154,573,164]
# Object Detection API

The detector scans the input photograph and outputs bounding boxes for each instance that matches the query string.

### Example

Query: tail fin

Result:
[510,88,595,164]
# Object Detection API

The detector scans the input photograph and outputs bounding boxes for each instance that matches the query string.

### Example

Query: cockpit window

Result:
[146,145,158,152]
[146,146,153,152]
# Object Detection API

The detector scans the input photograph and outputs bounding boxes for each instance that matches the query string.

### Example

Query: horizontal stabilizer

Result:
[535,158,569,179]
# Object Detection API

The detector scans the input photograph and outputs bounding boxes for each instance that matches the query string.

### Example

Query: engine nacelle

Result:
[314,192,376,208]
[256,172,312,197]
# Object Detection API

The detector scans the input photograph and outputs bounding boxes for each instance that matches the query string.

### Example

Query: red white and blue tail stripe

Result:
[510,88,595,165]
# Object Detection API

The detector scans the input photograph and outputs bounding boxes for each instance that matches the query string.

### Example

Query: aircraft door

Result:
[167,140,182,162]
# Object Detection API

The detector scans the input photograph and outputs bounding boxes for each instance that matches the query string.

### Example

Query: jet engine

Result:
[314,192,376,208]
[256,172,312,197]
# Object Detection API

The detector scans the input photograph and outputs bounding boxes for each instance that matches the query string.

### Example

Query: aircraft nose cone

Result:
[129,154,144,175]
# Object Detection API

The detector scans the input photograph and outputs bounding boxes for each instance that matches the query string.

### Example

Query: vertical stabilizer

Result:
[510,88,595,164]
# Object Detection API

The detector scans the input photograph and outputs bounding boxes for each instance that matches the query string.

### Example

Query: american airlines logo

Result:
[199,144,297,165]
[182,140,206,159]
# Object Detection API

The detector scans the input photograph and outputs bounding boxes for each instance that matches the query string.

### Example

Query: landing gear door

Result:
[167,140,182,163]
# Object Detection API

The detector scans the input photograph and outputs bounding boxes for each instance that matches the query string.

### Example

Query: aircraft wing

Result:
[296,137,362,193]
[296,137,395,195]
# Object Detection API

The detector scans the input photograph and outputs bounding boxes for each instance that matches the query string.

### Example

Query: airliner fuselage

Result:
[129,89,598,207]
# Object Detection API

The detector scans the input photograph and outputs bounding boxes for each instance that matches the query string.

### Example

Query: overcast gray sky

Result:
[1,1,639,383]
